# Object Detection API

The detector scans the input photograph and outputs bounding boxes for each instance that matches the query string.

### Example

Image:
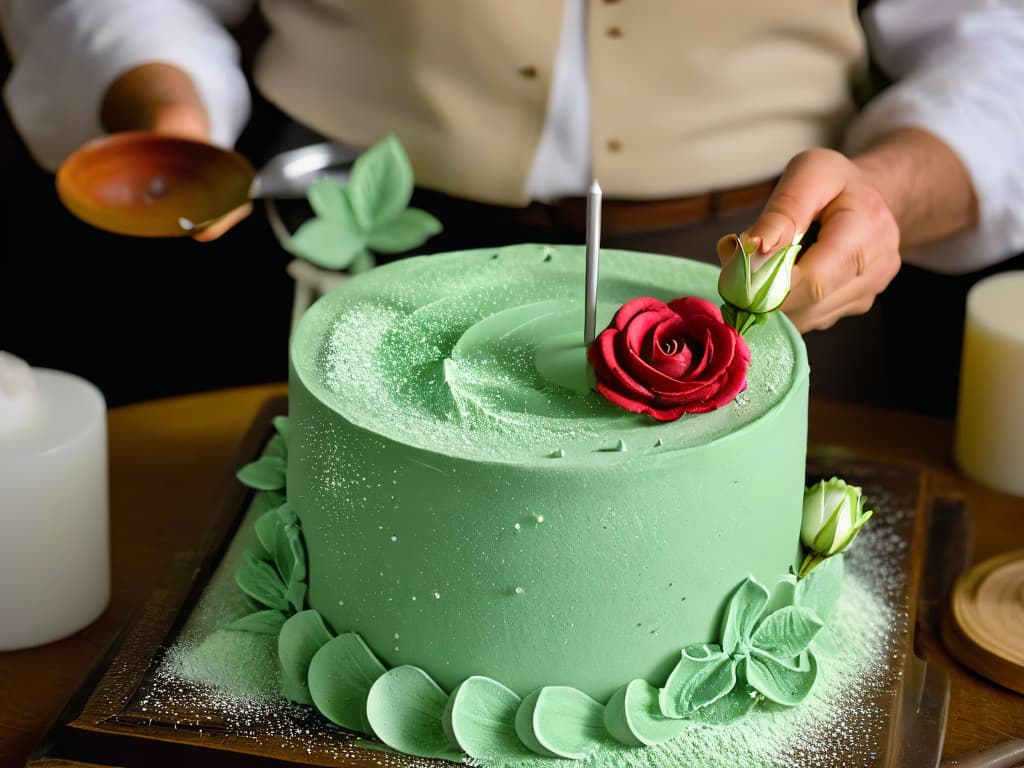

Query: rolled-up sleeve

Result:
[844,0,1024,274]
[1,0,253,170]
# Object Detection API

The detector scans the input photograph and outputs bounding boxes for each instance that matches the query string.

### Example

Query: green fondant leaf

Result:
[442,676,529,760]
[810,624,842,656]
[235,551,289,610]
[750,606,824,660]
[795,553,844,623]
[365,666,461,761]
[273,517,297,587]
[721,578,770,654]
[288,218,366,270]
[278,610,333,705]
[366,208,442,254]
[348,133,414,231]
[659,644,737,719]
[691,678,759,725]
[275,502,298,527]
[765,574,798,616]
[237,455,287,491]
[308,177,360,230]
[254,508,281,561]
[514,686,609,760]
[226,609,287,635]
[280,520,308,613]
[746,651,818,706]
[265,433,287,460]
[604,679,686,747]
[272,415,289,440]
[285,582,307,617]
[308,633,388,734]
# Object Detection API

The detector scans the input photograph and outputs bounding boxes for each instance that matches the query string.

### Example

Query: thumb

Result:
[744,149,850,255]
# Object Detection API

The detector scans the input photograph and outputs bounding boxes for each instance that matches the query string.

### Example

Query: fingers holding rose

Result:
[743,148,902,333]
[782,183,901,332]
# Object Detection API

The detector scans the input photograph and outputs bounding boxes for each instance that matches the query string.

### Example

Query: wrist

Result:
[851,128,978,249]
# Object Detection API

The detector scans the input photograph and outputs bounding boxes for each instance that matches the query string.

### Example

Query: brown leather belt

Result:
[513,178,778,236]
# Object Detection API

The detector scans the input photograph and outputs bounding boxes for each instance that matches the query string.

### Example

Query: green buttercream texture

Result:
[164,475,885,768]
[218,245,876,763]
[289,245,810,701]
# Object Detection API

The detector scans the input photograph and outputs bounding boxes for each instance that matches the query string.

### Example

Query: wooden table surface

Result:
[1,384,1022,767]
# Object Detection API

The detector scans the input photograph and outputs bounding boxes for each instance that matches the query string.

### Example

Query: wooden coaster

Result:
[943,549,1024,695]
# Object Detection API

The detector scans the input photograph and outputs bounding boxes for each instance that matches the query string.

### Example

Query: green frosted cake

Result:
[232,243,868,763]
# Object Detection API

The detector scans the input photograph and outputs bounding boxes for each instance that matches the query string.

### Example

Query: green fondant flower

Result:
[717,233,803,335]
[287,134,442,272]
[799,478,873,578]
[659,576,823,721]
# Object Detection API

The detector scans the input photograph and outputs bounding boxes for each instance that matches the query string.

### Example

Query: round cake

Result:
[287,243,809,701]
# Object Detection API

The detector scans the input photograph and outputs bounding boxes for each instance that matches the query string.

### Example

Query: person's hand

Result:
[100,62,251,241]
[737,148,901,332]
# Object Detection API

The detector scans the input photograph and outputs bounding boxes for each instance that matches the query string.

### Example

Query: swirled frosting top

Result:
[291,244,807,464]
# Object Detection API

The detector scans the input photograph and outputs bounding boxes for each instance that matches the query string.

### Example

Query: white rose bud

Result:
[717,233,803,334]
[798,477,873,578]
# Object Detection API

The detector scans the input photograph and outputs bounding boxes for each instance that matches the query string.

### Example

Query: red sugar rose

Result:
[587,297,750,421]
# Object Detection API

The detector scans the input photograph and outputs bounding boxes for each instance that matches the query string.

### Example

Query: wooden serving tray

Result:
[26,396,956,768]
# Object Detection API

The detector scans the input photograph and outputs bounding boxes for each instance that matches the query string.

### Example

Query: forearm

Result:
[845,0,1024,272]
[100,62,209,139]
[851,127,978,251]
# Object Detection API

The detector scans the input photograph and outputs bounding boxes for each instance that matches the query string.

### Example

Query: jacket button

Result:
[518,66,538,79]
[607,26,623,38]
[607,139,623,152]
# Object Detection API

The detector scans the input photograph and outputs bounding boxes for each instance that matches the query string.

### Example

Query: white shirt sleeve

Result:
[0,0,254,171]
[844,0,1024,274]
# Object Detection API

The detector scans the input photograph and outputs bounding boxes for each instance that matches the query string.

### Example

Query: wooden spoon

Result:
[56,131,256,238]
[57,132,361,238]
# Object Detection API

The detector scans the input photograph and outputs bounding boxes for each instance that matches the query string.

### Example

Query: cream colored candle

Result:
[955,272,1024,497]
[0,352,109,650]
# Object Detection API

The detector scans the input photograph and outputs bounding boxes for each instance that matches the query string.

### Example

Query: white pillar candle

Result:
[0,352,109,650]
[954,272,1024,496]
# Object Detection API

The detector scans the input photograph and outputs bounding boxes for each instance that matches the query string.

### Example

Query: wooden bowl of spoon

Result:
[56,131,255,237]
